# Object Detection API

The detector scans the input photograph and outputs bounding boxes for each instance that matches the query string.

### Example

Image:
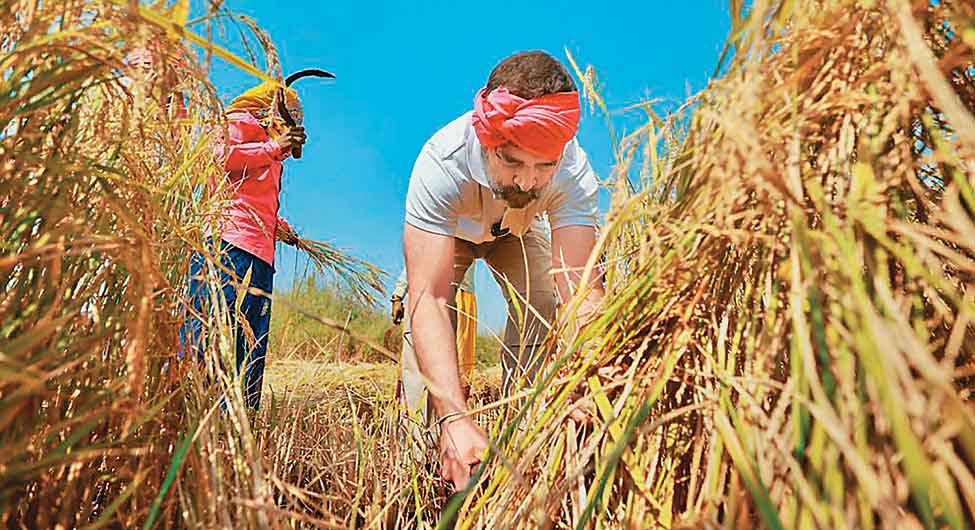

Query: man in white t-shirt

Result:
[403,50,604,490]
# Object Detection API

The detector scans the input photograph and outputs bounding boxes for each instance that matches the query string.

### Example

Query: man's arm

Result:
[552,224,605,424]
[216,118,284,172]
[551,225,604,320]
[403,223,487,491]
[403,224,465,416]
[547,146,603,318]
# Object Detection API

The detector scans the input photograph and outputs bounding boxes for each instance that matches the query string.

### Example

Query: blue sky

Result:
[203,1,732,331]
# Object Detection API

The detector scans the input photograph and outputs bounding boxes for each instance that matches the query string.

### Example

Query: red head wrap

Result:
[472,87,580,160]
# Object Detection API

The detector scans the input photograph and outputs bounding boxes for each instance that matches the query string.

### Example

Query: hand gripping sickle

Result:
[276,68,335,159]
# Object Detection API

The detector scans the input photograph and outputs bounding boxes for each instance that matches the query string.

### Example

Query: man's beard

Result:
[492,185,539,209]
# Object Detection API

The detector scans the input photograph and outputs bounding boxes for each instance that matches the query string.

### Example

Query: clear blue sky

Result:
[203,1,732,332]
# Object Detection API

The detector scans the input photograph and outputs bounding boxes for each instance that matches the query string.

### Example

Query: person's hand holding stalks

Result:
[567,364,624,424]
[275,219,300,246]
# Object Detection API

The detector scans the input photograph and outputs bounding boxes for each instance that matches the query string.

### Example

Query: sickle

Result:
[276,68,335,158]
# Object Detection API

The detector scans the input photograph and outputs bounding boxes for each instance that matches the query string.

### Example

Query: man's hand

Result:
[439,415,488,491]
[274,125,306,155]
[569,396,595,424]
[390,296,404,325]
[551,225,604,333]
[566,365,623,425]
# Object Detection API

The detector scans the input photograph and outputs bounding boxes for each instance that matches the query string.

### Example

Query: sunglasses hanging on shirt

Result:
[491,220,510,238]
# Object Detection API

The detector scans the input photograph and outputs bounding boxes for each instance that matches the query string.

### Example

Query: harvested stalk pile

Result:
[0,1,382,528]
[452,1,975,528]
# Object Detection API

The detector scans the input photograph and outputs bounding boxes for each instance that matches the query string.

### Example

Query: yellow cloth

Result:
[227,81,301,137]
[455,289,477,382]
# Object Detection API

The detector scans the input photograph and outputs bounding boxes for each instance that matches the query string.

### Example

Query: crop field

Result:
[2,1,974,529]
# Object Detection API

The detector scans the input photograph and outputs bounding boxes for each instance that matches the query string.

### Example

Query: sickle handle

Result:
[276,87,302,159]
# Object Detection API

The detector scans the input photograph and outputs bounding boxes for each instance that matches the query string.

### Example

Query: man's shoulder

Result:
[423,111,473,161]
[406,113,474,235]
[553,138,592,183]
[537,137,598,213]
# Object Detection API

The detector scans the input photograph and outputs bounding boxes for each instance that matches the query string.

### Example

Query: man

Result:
[402,51,604,491]
[391,265,477,452]
[180,81,306,410]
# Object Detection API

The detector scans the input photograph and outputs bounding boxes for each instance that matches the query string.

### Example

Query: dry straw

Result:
[449,1,975,528]
[275,222,386,307]
[2,0,974,529]
[0,1,383,528]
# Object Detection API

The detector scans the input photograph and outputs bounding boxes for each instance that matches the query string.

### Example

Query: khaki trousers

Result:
[400,228,557,450]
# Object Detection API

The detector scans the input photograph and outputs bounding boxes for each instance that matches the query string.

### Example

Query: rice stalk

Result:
[447,1,975,528]
[4,0,975,529]
[275,221,387,307]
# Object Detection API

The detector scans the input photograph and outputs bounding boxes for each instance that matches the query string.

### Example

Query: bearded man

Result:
[402,51,604,490]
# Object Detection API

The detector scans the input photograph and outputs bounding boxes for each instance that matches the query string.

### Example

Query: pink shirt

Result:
[214,110,290,267]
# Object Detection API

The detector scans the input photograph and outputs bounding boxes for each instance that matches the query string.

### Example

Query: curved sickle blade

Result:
[277,68,335,159]
[279,68,336,124]
[285,68,335,86]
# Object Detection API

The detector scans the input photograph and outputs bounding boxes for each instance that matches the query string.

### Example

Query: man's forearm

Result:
[409,293,466,417]
[551,225,604,326]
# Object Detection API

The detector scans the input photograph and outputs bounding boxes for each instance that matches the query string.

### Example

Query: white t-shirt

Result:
[405,111,599,244]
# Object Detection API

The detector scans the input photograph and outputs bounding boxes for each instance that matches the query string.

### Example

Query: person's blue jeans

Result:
[180,240,274,410]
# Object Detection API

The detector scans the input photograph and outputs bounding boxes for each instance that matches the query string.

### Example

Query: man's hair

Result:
[485,51,577,99]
